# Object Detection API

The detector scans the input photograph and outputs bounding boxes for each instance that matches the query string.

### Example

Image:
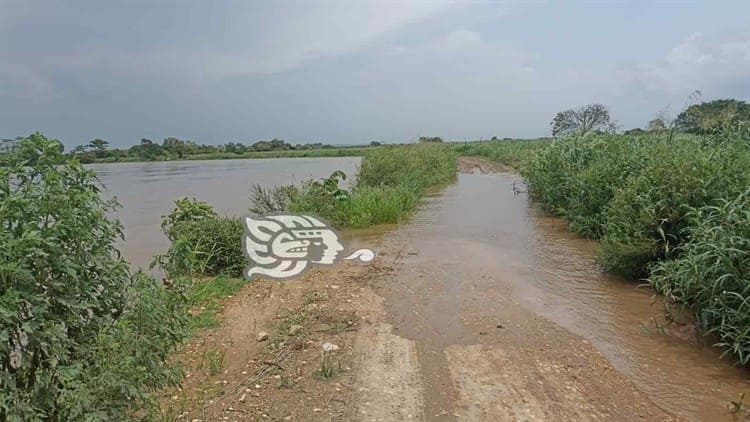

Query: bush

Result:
[649,189,750,364]
[599,135,750,276]
[0,134,189,420]
[524,131,750,276]
[250,144,457,229]
[356,144,456,192]
[155,199,245,278]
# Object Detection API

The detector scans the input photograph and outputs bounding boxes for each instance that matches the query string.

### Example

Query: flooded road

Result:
[366,170,749,420]
[90,157,360,269]
[96,157,750,419]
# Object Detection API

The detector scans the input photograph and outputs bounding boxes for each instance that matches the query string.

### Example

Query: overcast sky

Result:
[1,1,749,148]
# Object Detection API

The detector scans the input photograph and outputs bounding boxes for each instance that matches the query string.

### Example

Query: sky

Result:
[1,0,749,148]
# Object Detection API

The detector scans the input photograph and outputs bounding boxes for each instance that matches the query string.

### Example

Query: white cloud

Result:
[616,31,750,97]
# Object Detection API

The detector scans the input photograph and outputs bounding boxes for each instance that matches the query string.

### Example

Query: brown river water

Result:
[92,159,748,420]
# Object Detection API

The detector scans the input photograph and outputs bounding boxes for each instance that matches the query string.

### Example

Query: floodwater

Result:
[89,157,360,269]
[364,171,749,420]
[92,158,749,419]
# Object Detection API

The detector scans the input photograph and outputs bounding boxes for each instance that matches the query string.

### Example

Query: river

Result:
[89,157,361,269]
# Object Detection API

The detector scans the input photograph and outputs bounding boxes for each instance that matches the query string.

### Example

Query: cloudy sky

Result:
[1,0,749,148]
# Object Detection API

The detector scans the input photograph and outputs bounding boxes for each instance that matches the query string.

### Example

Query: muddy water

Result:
[369,172,749,420]
[89,157,360,269]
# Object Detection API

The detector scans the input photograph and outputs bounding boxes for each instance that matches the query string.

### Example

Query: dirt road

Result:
[160,158,695,421]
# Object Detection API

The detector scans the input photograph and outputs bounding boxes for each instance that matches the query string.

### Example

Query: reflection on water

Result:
[89,157,360,269]
[377,172,749,420]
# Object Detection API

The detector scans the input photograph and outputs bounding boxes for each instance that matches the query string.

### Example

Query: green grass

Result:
[285,143,457,228]
[186,276,246,330]
[517,128,750,365]
[453,138,551,171]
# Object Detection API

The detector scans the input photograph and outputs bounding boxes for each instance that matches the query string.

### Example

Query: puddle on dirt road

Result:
[358,172,749,420]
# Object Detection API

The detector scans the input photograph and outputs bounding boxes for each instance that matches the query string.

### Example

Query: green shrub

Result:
[356,144,456,191]
[337,185,419,228]
[0,134,189,420]
[649,189,750,364]
[599,135,750,276]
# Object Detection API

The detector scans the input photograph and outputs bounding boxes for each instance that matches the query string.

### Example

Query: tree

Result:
[624,128,646,135]
[163,137,187,158]
[418,136,443,143]
[551,104,613,137]
[674,99,750,133]
[88,138,109,151]
[647,118,667,132]
[129,138,163,161]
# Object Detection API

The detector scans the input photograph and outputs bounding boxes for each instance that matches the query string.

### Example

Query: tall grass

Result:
[649,190,750,364]
[523,129,750,364]
[286,144,456,228]
[454,139,550,171]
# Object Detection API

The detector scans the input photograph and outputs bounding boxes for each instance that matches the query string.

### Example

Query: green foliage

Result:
[418,136,443,143]
[525,129,750,364]
[248,184,298,215]
[675,99,750,134]
[247,144,456,229]
[455,139,549,171]
[356,144,456,191]
[156,217,245,278]
[599,136,750,276]
[649,190,750,364]
[551,104,614,137]
[161,197,218,237]
[70,136,379,164]
[0,133,189,420]
[525,131,750,276]
[335,186,419,228]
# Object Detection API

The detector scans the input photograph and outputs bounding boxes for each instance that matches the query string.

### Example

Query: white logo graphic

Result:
[242,214,375,280]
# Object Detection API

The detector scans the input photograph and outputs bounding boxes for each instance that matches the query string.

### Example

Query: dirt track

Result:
[160,157,676,421]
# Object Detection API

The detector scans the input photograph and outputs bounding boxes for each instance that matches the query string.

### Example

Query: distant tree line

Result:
[551,98,750,137]
[66,137,346,163]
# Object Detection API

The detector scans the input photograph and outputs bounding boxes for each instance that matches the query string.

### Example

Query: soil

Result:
[159,157,677,421]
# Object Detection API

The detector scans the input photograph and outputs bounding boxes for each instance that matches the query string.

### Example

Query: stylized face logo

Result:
[243,214,373,280]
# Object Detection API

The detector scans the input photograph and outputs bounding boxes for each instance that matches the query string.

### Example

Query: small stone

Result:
[256,331,269,342]
[255,384,261,389]
[288,325,303,335]
[239,393,247,402]
[313,408,323,412]
[322,342,339,352]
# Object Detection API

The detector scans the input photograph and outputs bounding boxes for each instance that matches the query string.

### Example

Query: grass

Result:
[511,128,750,365]
[277,143,457,228]
[453,138,551,171]
[186,276,246,330]
[313,353,341,380]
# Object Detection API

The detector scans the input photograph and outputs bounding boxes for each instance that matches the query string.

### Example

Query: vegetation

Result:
[0,134,191,420]
[550,103,616,137]
[65,137,379,164]
[453,138,550,171]
[153,198,245,279]
[674,99,750,134]
[522,127,750,364]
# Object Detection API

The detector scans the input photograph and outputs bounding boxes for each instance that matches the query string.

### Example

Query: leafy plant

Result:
[0,133,189,420]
